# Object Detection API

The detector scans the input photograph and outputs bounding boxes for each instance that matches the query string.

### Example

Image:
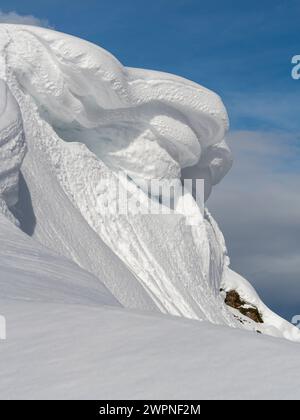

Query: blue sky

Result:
[0,0,299,321]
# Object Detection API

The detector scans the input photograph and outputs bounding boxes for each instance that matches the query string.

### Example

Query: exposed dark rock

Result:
[225,290,244,309]
[239,307,264,324]
[224,290,264,324]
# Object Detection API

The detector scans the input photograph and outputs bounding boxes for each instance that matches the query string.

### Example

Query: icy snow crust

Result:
[0,24,299,341]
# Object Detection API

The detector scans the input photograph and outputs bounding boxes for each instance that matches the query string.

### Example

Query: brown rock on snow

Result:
[224,290,264,324]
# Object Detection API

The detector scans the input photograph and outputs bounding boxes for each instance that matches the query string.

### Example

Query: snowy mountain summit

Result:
[0,23,299,349]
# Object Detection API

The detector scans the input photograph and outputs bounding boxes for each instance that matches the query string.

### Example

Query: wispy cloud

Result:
[226,92,300,133]
[0,10,51,28]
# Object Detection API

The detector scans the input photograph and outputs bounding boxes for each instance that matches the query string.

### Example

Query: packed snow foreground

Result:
[0,24,300,399]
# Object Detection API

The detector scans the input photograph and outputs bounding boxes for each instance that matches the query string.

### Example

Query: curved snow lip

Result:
[0,24,231,199]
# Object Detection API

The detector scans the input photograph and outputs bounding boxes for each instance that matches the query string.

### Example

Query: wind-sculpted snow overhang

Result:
[1,25,299,341]
[0,78,26,209]
[0,24,232,200]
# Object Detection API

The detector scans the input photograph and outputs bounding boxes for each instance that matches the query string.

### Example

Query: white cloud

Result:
[227,91,300,132]
[0,10,51,28]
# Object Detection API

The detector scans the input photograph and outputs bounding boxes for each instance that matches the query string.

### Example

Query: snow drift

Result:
[0,24,299,342]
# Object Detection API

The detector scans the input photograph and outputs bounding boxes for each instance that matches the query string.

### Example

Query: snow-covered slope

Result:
[0,213,119,307]
[0,24,299,342]
[1,298,300,400]
[1,207,300,399]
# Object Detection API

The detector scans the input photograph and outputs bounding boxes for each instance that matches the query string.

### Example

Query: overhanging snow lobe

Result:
[1,24,231,190]
[0,23,299,342]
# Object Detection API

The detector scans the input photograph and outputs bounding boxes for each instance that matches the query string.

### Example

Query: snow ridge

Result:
[0,24,299,341]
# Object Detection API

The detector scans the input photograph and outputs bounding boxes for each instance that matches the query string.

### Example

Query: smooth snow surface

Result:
[0,214,120,307]
[1,298,300,400]
[0,22,299,351]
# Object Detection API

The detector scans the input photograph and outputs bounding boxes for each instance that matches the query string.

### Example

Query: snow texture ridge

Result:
[0,78,26,223]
